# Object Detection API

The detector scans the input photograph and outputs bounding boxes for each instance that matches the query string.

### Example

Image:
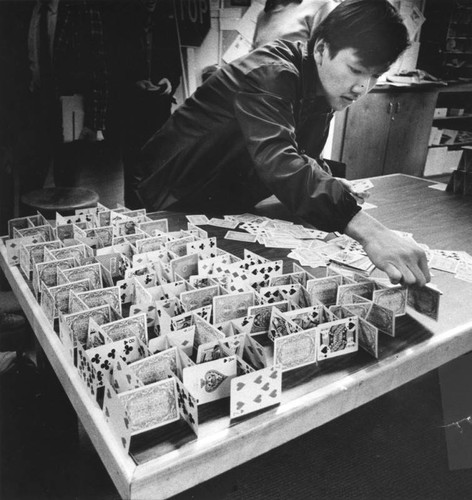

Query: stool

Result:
[21,187,100,217]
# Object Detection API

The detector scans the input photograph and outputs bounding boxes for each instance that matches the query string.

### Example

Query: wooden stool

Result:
[21,187,100,217]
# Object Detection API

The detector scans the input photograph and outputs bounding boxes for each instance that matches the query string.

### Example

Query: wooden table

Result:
[1,174,472,499]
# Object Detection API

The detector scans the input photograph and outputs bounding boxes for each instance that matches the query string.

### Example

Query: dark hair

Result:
[308,0,410,69]
[264,0,302,14]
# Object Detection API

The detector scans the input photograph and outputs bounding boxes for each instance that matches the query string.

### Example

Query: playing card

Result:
[60,304,111,348]
[224,231,257,243]
[186,237,217,259]
[138,218,169,236]
[336,282,375,305]
[306,275,342,306]
[186,214,209,225]
[284,305,326,330]
[230,365,282,419]
[206,218,239,229]
[60,263,103,289]
[76,286,122,316]
[358,317,379,358]
[407,284,441,321]
[372,286,407,316]
[170,253,199,281]
[100,313,148,345]
[193,314,225,348]
[316,317,358,361]
[273,328,318,371]
[183,356,237,404]
[213,291,255,325]
[118,378,180,434]
[366,302,396,336]
[102,380,132,452]
[41,278,92,321]
[248,301,289,334]
[180,285,220,312]
[126,348,180,385]
[268,307,302,341]
[174,376,199,435]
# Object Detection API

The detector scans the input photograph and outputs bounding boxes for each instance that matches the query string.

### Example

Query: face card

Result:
[182,356,237,404]
[316,317,358,361]
[247,301,289,334]
[284,305,325,331]
[118,378,180,435]
[407,284,441,321]
[230,365,282,419]
[268,307,302,341]
[372,286,407,317]
[212,291,255,325]
[273,328,318,372]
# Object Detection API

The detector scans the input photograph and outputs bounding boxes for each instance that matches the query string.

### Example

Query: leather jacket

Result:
[137,40,360,232]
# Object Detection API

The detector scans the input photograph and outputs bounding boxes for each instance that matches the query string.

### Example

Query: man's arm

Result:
[345,210,430,286]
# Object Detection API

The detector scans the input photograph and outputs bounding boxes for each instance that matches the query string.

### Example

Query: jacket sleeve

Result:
[233,74,360,233]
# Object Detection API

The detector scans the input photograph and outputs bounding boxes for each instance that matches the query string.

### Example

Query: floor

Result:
[1,146,470,499]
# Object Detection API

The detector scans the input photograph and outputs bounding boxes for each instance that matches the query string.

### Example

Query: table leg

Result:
[438,351,472,470]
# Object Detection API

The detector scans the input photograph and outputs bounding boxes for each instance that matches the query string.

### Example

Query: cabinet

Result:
[331,89,437,180]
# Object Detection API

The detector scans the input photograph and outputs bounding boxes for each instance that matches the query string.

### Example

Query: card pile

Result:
[4,204,442,454]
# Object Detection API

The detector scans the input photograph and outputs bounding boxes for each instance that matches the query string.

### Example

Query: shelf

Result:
[429,140,472,149]
[434,114,472,121]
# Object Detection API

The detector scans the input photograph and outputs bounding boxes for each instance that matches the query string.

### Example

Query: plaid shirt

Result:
[29,0,108,130]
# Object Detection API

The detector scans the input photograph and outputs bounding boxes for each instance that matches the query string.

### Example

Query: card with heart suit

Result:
[183,356,237,404]
[230,365,282,419]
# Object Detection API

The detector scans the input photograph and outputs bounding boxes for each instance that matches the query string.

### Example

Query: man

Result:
[105,0,182,209]
[23,0,108,195]
[137,0,430,287]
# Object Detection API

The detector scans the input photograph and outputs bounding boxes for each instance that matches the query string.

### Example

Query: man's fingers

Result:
[382,263,402,285]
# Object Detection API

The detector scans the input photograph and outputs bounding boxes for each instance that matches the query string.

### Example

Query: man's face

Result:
[314,41,386,111]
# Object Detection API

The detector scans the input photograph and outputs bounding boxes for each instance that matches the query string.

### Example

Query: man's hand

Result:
[336,177,371,205]
[345,211,431,287]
